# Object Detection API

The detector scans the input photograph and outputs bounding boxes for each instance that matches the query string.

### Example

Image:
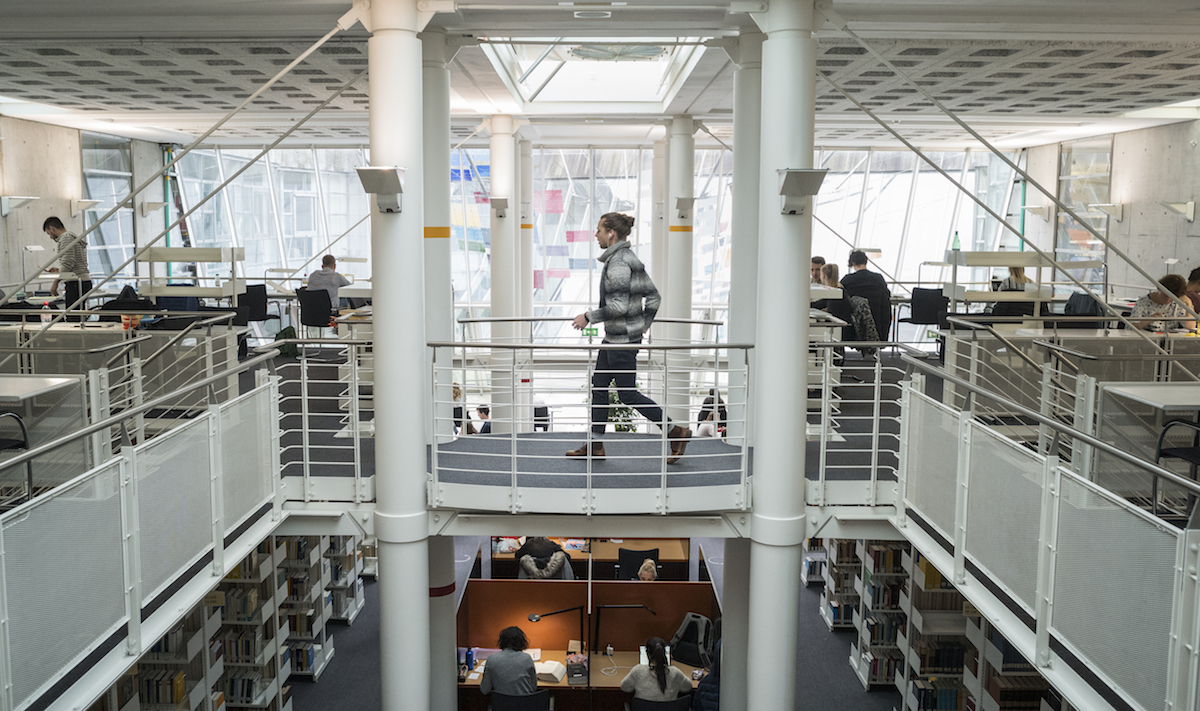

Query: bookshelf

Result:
[849,540,909,690]
[325,535,365,624]
[802,537,827,585]
[277,535,335,682]
[894,549,968,710]
[963,615,1063,711]
[819,538,860,632]
[220,539,292,711]
[361,537,378,578]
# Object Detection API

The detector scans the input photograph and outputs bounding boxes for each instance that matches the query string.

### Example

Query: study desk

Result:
[0,374,86,491]
[492,538,689,579]
[1094,382,1200,495]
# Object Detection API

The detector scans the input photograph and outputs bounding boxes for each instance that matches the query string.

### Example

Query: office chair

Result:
[296,287,334,338]
[234,284,282,333]
[0,412,33,507]
[627,695,693,711]
[490,689,553,711]
[1153,419,1200,516]
[616,547,660,580]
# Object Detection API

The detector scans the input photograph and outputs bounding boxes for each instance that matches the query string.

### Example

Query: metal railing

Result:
[428,340,751,515]
[0,350,281,711]
[898,354,1200,711]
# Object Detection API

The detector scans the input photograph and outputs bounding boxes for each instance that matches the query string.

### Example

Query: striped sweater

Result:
[586,240,661,344]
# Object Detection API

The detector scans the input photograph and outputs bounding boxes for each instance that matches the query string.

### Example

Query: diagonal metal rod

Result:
[0,70,367,370]
[275,213,371,283]
[812,213,908,294]
[0,12,361,310]
[817,72,1200,383]
[815,4,1200,326]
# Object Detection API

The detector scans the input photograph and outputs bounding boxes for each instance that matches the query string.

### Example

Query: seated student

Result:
[695,410,724,440]
[453,384,476,435]
[479,626,538,697]
[476,406,492,434]
[997,266,1032,291]
[1131,274,1197,331]
[810,255,825,284]
[1186,268,1200,312]
[514,536,572,579]
[812,263,841,311]
[620,637,693,702]
[306,255,351,311]
[637,558,658,581]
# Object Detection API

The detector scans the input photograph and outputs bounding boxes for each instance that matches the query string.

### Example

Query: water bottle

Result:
[951,231,961,251]
[40,301,52,324]
[465,647,475,670]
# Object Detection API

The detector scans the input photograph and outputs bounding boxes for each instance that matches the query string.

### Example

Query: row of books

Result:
[226,549,262,580]
[912,641,967,674]
[224,588,261,622]
[224,671,270,704]
[330,558,354,584]
[285,574,316,601]
[863,543,906,574]
[916,555,956,590]
[911,586,965,611]
[147,625,188,658]
[863,615,902,646]
[987,674,1051,708]
[138,668,186,705]
[291,642,323,672]
[988,628,1034,672]
[221,629,266,663]
[285,610,319,638]
[912,678,966,710]
[861,649,903,682]
[827,599,858,623]
[866,577,904,610]
[282,537,312,562]
[831,539,859,565]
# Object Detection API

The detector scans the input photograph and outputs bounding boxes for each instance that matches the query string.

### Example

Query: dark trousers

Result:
[590,345,668,436]
[64,280,93,321]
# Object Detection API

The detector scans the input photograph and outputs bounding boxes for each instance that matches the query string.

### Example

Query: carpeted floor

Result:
[288,573,901,711]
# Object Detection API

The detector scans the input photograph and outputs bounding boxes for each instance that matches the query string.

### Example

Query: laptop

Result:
[638,645,671,666]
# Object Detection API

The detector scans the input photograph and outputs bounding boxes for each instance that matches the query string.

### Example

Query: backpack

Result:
[669,612,715,668]
[273,325,299,358]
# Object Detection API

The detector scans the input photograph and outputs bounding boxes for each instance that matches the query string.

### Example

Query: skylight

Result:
[480,37,707,112]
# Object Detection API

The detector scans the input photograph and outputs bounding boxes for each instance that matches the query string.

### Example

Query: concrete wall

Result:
[0,117,83,289]
[131,139,167,279]
[1021,143,1059,255]
[1107,120,1200,293]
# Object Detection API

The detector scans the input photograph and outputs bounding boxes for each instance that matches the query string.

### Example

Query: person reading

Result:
[619,636,692,702]
[479,626,538,697]
[1131,274,1196,331]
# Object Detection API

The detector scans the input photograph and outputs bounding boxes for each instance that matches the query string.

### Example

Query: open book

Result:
[534,660,566,683]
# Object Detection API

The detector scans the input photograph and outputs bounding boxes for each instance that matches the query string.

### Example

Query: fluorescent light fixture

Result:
[356,166,406,213]
[140,201,168,218]
[1162,201,1196,222]
[1021,205,1051,221]
[0,196,39,217]
[1088,203,1123,222]
[778,168,828,215]
[491,197,510,218]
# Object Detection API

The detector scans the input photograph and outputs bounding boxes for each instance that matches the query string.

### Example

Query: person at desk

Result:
[637,558,658,581]
[996,266,1032,292]
[476,406,492,434]
[479,626,538,697]
[839,249,886,291]
[810,255,825,283]
[43,216,92,308]
[307,255,351,310]
[812,263,841,311]
[1185,268,1200,312]
[1131,274,1196,331]
[620,637,693,702]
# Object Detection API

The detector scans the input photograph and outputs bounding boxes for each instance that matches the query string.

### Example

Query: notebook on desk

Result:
[638,645,670,666]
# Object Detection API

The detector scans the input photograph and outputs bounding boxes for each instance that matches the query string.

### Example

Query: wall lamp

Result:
[490,197,510,219]
[1088,203,1124,222]
[356,166,405,213]
[0,196,39,217]
[1021,205,1051,221]
[778,168,828,215]
[1162,201,1196,222]
[528,606,588,684]
[675,197,695,221]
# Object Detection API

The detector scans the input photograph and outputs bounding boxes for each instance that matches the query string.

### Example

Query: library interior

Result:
[2,1,1200,711]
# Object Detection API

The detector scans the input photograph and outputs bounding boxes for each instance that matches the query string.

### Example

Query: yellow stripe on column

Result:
[520,224,534,230]
[669,225,694,232]
[424,226,451,238]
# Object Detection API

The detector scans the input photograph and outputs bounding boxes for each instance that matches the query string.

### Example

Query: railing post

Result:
[119,446,142,658]
[895,377,915,528]
[0,509,12,711]
[659,346,670,513]
[738,347,751,510]
[1074,374,1097,481]
[816,345,831,506]
[966,339,980,416]
[131,358,146,444]
[208,405,225,578]
[510,351,519,508]
[1034,455,1060,668]
[869,353,883,506]
[299,352,313,503]
[1166,525,1200,711]
[256,369,284,520]
[349,344,363,504]
[87,368,108,468]
[953,411,972,584]
[429,346,442,508]
[1037,367,1052,454]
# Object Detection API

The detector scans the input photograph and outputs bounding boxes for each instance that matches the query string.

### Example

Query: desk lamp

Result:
[592,604,656,653]
[528,606,588,685]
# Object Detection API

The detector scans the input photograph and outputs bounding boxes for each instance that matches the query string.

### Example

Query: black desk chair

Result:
[1154,419,1200,516]
[490,689,553,711]
[0,412,33,507]
[616,547,660,580]
[899,287,949,358]
[296,287,334,338]
[627,695,693,711]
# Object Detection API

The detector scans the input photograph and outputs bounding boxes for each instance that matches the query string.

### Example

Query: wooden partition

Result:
[457,579,719,653]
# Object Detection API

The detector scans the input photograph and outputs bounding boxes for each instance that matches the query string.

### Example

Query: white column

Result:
[489,115,517,433]
[427,535,457,711]
[422,28,457,443]
[721,537,751,711]
[517,139,535,432]
[650,140,668,299]
[726,32,763,448]
[368,1,430,710]
[666,117,694,425]
[748,1,813,710]
[421,30,457,711]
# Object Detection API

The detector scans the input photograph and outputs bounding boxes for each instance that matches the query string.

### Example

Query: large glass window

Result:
[81,132,135,280]
[1057,136,1111,291]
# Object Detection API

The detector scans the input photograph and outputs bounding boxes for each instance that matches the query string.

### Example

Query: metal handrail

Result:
[139,312,237,368]
[0,349,278,474]
[902,354,1200,497]
[943,317,1043,372]
[457,316,726,326]
[427,341,752,351]
[0,336,153,355]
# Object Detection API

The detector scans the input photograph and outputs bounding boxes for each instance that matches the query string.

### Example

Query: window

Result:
[81,132,135,281]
